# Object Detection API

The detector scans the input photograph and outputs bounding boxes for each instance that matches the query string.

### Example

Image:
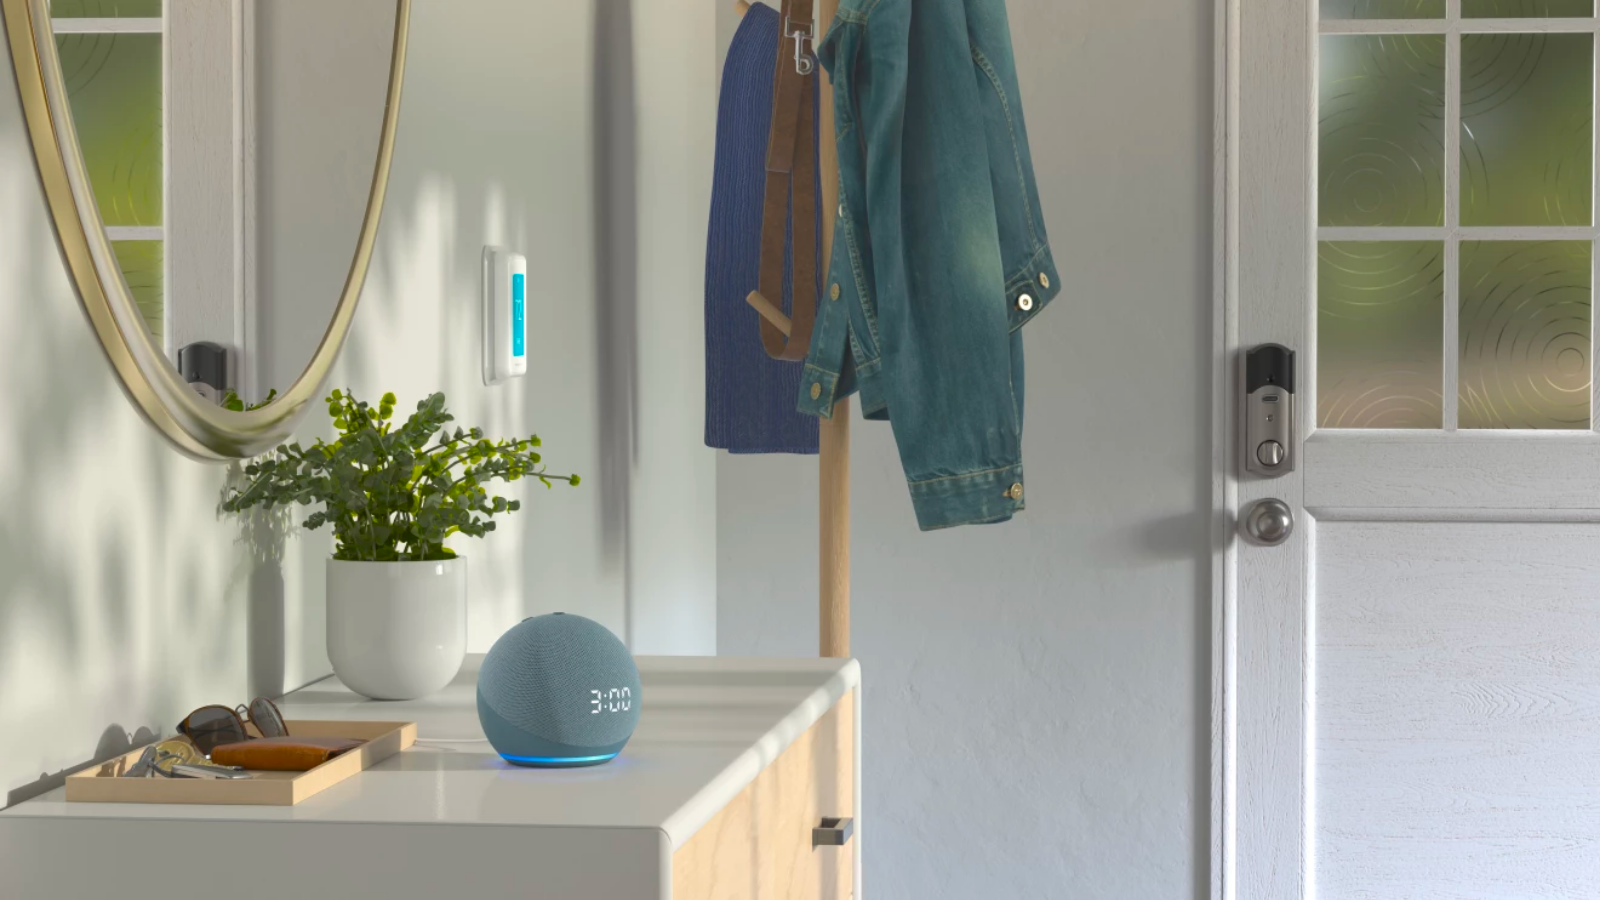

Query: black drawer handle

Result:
[813,816,854,848]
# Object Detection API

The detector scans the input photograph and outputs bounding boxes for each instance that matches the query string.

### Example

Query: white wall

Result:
[1,0,718,804]
[614,0,720,655]
[715,1,1215,897]
[0,55,251,806]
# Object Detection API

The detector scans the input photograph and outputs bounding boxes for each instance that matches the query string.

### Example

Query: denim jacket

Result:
[796,0,1059,530]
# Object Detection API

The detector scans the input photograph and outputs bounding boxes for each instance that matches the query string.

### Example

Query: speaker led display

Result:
[477,613,641,768]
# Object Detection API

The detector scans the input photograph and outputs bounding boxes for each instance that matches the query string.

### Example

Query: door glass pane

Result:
[50,0,161,16]
[1322,0,1445,16]
[1461,33,1592,226]
[112,240,163,342]
[1459,241,1591,429]
[55,32,161,227]
[1462,0,1594,15]
[1320,35,1446,227]
[1319,242,1446,428]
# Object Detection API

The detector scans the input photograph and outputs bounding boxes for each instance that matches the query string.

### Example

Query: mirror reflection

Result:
[49,0,398,404]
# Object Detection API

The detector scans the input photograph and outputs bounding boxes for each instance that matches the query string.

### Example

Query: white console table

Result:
[0,655,861,899]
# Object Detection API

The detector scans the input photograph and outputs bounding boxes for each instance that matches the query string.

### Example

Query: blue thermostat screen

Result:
[511,273,526,359]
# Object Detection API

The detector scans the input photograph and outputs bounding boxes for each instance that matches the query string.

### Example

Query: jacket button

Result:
[1006,483,1024,501]
[1039,272,1051,289]
[830,283,841,301]
[810,383,822,400]
[1017,294,1035,312]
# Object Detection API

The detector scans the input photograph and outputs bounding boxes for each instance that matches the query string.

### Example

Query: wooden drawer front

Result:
[672,689,855,900]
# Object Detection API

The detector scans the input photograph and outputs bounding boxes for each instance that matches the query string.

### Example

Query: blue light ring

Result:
[499,751,619,767]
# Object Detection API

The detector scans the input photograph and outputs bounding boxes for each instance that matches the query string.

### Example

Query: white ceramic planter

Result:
[326,558,467,701]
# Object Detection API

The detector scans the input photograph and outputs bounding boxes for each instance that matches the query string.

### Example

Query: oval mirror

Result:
[2,0,408,459]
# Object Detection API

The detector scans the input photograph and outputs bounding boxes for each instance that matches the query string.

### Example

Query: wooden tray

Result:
[65,720,416,806]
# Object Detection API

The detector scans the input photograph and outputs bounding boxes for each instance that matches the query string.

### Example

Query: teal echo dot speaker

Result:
[477,613,641,768]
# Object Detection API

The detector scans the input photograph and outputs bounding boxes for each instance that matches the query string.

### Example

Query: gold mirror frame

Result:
[2,0,410,460]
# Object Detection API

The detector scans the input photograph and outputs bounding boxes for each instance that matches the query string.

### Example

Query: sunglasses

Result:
[176,697,289,757]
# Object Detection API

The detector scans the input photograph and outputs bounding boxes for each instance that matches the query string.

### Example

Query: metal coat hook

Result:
[785,15,815,75]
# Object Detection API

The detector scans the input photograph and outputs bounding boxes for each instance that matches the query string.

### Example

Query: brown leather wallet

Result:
[209,736,365,771]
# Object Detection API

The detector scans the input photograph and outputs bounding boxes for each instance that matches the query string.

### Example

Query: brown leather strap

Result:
[758,0,818,361]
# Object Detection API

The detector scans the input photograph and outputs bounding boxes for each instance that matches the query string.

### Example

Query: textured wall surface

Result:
[715,0,1216,897]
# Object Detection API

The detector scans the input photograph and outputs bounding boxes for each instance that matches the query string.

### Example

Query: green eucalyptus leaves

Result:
[222,389,579,562]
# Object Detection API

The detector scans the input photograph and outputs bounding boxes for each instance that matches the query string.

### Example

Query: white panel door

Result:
[1229,1,1600,898]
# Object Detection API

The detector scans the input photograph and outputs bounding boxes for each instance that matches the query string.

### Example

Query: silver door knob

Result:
[1241,498,1294,546]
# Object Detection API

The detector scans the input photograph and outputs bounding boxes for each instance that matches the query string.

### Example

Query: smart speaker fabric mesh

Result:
[478,614,641,747]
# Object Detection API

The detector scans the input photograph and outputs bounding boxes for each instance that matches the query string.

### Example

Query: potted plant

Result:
[223,389,579,700]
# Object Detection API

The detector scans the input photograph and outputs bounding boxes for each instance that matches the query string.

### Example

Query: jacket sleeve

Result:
[868,0,1028,530]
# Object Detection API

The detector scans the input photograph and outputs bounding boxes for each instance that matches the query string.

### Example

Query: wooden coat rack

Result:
[735,0,848,659]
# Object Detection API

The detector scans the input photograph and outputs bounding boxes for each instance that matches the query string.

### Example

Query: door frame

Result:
[1212,0,1239,896]
[1213,0,1281,897]
[1212,0,1236,896]
[1213,0,1326,892]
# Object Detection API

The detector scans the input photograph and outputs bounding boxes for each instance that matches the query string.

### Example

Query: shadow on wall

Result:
[228,463,293,698]
[593,0,638,646]
[5,726,156,808]
[0,107,250,807]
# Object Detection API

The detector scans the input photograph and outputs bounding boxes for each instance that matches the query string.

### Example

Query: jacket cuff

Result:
[1006,245,1061,333]
[908,464,1026,531]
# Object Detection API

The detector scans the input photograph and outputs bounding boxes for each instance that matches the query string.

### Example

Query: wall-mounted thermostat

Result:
[483,246,528,385]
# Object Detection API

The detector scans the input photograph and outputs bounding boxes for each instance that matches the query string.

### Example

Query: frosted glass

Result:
[1319,242,1445,429]
[1320,35,1446,227]
[1461,33,1592,226]
[1322,0,1446,17]
[51,0,161,16]
[1462,0,1593,15]
[1459,241,1591,429]
[55,32,161,227]
[112,240,162,342]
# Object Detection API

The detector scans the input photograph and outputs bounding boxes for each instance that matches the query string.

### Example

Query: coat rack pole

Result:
[737,0,848,658]
[814,0,849,659]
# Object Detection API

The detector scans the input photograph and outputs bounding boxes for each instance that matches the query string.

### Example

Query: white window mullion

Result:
[1443,1,1461,432]
[50,17,161,34]
[104,225,163,241]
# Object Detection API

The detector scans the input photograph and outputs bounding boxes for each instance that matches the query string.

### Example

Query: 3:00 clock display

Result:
[590,687,632,714]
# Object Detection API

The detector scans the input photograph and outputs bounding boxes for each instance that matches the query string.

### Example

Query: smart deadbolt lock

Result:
[1245,344,1294,478]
